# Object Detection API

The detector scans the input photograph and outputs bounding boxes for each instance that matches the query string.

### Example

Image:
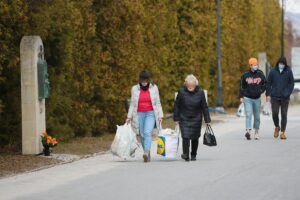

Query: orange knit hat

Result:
[248,57,258,65]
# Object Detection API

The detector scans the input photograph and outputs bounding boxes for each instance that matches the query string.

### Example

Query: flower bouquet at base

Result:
[41,131,58,156]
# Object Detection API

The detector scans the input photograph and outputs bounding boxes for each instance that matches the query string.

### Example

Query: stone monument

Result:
[258,52,267,76]
[258,52,267,105]
[20,36,49,155]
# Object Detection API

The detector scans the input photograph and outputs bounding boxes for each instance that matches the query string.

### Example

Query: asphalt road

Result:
[1,105,300,200]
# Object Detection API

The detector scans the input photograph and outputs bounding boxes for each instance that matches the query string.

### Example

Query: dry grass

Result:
[0,134,115,178]
[54,134,115,155]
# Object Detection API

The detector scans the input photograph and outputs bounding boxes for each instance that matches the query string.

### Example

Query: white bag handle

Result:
[174,124,181,137]
[158,121,163,134]
[175,124,180,132]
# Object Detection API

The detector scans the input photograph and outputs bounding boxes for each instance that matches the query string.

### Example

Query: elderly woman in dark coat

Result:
[173,74,211,161]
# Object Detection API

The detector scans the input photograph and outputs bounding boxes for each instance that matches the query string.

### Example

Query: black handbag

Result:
[203,124,217,146]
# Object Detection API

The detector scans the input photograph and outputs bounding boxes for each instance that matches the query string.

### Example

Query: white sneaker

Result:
[254,130,259,140]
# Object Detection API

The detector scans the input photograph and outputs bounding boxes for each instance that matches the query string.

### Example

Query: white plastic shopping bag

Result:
[157,127,179,159]
[111,123,138,160]
[236,103,245,117]
[263,102,272,116]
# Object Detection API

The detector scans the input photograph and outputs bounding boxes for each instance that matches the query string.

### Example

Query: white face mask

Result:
[252,65,258,71]
[279,63,285,70]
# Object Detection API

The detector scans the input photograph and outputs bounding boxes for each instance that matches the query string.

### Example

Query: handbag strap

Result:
[205,124,210,133]
[206,124,215,135]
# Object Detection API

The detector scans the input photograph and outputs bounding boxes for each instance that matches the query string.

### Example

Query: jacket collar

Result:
[137,82,154,90]
[248,69,260,74]
[275,65,287,73]
[184,86,199,94]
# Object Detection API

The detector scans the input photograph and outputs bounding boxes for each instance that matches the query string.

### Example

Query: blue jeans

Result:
[244,97,261,130]
[138,111,156,152]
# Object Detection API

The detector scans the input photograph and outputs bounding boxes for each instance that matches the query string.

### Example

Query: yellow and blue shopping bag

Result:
[157,128,179,158]
[157,136,166,156]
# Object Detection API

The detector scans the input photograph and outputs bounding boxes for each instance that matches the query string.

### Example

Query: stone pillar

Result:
[20,36,45,155]
[258,52,268,106]
[258,52,267,76]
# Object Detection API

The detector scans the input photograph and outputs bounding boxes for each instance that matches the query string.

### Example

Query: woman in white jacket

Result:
[126,70,163,162]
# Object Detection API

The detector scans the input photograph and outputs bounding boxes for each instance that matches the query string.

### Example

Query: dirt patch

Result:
[0,135,115,178]
[0,154,61,178]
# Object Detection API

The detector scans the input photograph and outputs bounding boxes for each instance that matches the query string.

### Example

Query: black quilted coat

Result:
[173,86,211,139]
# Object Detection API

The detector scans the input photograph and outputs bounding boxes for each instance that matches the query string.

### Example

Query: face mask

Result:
[279,63,285,70]
[252,65,258,71]
[139,82,150,91]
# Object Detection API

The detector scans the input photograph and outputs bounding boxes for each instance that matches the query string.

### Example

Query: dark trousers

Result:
[271,98,289,132]
[182,138,199,157]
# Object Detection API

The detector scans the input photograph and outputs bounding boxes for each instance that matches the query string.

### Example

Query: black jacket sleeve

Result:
[200,90,211,123]
[173,90,181,121]
[287,69,295,96]
[266,70,273,97]
[260,72,267,94]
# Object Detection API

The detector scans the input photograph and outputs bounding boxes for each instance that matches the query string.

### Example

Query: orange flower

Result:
[41,131,58,147]
[52,138,58,145]
[42,130,48,137]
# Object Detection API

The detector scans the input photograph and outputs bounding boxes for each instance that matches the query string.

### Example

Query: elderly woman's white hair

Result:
[184,74,199,86]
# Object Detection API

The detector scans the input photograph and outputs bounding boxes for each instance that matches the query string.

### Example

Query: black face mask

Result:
[139,82,150,91]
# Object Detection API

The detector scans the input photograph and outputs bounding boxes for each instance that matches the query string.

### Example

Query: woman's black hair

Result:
[276,56,288,67]
[139,70,150,82]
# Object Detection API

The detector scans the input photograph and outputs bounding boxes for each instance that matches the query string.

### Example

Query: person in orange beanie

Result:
[240,57,267,140]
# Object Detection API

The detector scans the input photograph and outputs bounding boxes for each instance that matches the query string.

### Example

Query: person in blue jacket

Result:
[266,57,294,140]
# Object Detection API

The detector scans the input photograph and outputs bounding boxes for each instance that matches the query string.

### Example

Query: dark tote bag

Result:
[203,124,217,146]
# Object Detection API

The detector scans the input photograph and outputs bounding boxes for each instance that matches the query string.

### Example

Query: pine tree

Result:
[0,0,29,147]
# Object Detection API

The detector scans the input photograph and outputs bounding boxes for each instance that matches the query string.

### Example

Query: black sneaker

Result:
[191,156,196,161]
[245,132,251,140]
[181,154,190,161]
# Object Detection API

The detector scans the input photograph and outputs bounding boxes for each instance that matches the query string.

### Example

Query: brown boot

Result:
[280,132,287,140]
[274,127,280,138]
[143,152,149,163]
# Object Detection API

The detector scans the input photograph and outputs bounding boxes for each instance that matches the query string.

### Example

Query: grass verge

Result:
[0,134,115,178]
